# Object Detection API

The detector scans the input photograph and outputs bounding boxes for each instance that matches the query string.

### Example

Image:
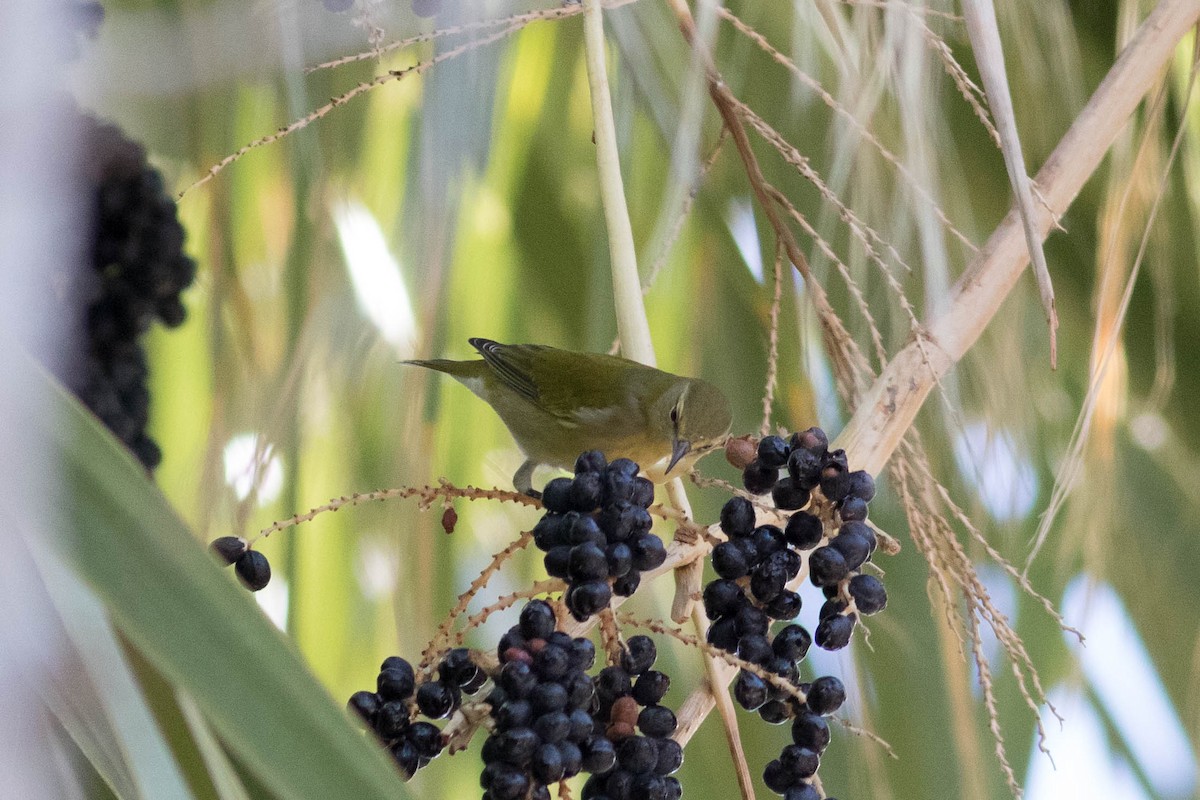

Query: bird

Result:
[405,338,732,495]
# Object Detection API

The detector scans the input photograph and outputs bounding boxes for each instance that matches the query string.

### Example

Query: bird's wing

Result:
[468,339,666,428]
[468,338,542,403]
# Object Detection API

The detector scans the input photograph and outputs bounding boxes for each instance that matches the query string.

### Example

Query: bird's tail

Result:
[401,358,482,379]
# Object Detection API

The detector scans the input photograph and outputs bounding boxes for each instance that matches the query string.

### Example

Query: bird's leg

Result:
[514,459,541,499]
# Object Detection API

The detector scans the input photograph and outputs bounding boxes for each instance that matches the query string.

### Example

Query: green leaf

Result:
[24,352,408,800]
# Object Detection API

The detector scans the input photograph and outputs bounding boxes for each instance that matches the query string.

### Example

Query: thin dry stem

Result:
[250,480,537,545]
[181,23,523,197]
[304,0,639,74]
[760,239,784,438]
[968,610,1023,797]
[420,531,534,672]
[718,6,978,255]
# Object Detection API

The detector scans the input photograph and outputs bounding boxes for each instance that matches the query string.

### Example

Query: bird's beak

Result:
[667,438,692,474]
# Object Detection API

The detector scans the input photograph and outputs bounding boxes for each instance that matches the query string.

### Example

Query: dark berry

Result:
[348,690,381,725]
[391,737,420,778]
[784,512,824,550]
[737,633,773,666]
[533,513,567,550]
[567,581,613,620]
[603,472,637,505]
[569,514,607,546]
[631,773,668,800]
[706,616,740,651]
[617,736,658,774]
[613,570,642,597]
[608,458,640,479]
[750,525,785,559]
[839,495,869,522]
[570,542,611,582]
[415,680,458,719]
[408,721,443,759]
[632,671,670,706]
[622,636,657,675]
[234,550,271,591]
[606,542,633,577]
[840,520,876,553]
[762,758,794,793]
[654,737,683,775]
[791,707,831,752]
[807,675,846,715]
[750,553,789,603]
[438,647,479,688]
[576,450,608,474]
[819,599,847,621]
[582,736,617,773]
[571,472,604,512]
[849,573,888,614]
[519,599,558,639]
[630,533,667,571]
[545,546,572,579]
[499,660,538,698]
[495,698,532,729]
[807,546,848,586]
[773,624,812,661]
[378,666,416,701]
[829,531,871,571]
[733,670,768,711]
[757,435,790,468]
[534,644,571,681]
[765,589,802,620]
[568,707,595,742]
[791,427,828,454]
[846,469,876,502]
[742,460,778,494]
[780,744,819,777]
[637,705,677,738]
[488,763,531,799]
[787,447,823,488]
[719,496,756,538]
[570,637,597,670]
[496,726,540,766]
[663,776,683,800]
[771,477,810,511]
[530,681,569,714]
[783,784,821,800]
[531,742,565,783]
[534,710,571,743]
[565,672,596,708]
[711,541,749,579]
[758,699,792,724]
[542,478,574,513]
[606,769,635,799]
[733,605,769,638]
[559,740,583,777]
[631,477,655,508]
[814,614,856,651]
[596,666,632,701]
[702,579,744,619]
[209,536,246,564]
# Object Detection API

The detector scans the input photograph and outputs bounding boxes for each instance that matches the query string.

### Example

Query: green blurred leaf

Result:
[23,352,408,800]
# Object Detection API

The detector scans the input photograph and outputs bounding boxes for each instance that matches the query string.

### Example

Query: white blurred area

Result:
[1026,577,1196,800]
[0,2,92,797]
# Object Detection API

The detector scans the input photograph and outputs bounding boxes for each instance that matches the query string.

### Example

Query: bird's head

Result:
[652,377,732,477]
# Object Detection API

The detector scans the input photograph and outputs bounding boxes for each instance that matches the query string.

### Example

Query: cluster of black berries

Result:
[759,674,846,800]
[480,600,605,800]
[581,635,683,800]
[57,114,197,470]
[703,426,886,799]
[737,427,886,650]
[347,656,446,778]
[418,646,487,719]
[534,451,666,621]
[209,536,272,592]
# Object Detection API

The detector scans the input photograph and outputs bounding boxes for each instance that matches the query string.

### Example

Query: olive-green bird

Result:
[406,338,732,494]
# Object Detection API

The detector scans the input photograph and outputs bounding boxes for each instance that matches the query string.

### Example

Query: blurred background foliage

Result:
[33,0,1200,797]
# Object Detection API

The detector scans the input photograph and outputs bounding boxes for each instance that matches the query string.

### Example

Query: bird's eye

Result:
[670,407,678,425]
